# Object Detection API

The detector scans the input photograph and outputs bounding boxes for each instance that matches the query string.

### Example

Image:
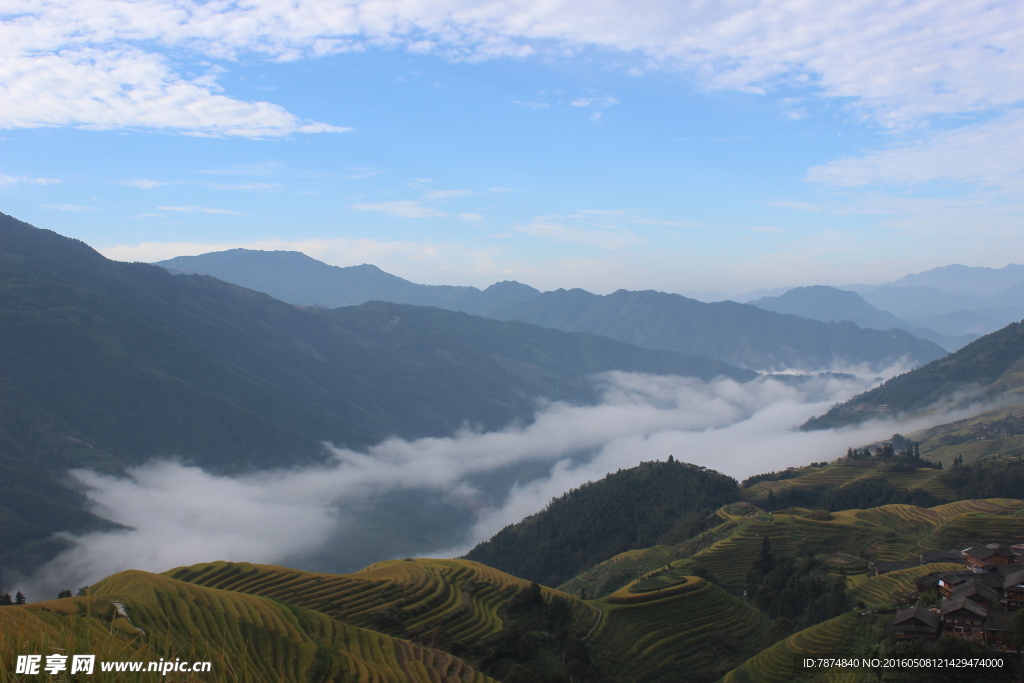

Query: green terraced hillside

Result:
[168,559,601,647]
[0,570,495,683]
[587,574,771,683]
[741,465,954,504]
[563,499,1024,597]
[722,613,866,683]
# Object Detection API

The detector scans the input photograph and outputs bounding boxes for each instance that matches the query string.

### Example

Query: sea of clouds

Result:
[19,368,974,597]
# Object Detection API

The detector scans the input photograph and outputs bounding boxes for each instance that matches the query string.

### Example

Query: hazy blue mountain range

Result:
[159,249,946,372]
[750,286,978,351]
[890,263,1024,297]
[802,319,1024,431]
[0,212,752,575]
[160,248,542,315]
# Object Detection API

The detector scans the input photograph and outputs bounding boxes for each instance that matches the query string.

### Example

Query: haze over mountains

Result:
[749,286,978,351]
[159,249,945,372]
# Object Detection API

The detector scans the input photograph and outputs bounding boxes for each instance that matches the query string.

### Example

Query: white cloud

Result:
[5,1,1022,138]
[0,47,347,137]
[41,203,96,211]
[207,182,280,191]
[806,111,1024,193]
[570,94,619,109]
[122,178,166,189]
[0,175,60,185]
[518,221,640,250]
[352,200,447,217]
[460,212,484,220]
[423,189,471,199]
[157,204,245,215]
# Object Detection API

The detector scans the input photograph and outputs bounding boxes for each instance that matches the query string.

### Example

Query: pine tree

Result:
[15,591,26,605]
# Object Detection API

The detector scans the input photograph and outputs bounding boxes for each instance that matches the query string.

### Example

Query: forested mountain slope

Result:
[464,459,740,587]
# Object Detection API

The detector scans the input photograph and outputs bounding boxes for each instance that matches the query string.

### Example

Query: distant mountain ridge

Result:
[159,249,947,372]
[750,285,978,351]
[891,263,1024,297]
[161,248,542,315]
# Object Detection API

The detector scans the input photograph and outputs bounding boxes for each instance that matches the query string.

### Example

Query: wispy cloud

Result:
[570,92,620,120]
[5,0,1023,139]
[207,183,280,191]
[41,203,95,211]
[424,189,470,199]
[460,212,484,220]
[122,179,166,189]
[352,200,447,218]
[806,111,1024,193]
[518,220,639,250]
[1,175,60,185]
[157,205,245,215]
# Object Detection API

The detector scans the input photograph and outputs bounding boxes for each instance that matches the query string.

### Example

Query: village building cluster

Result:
[889,544,1024,648]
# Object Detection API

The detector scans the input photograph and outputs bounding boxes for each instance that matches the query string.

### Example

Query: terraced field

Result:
[721,613,865,683]
[1,570,496,683]
[850,563,963,608]
[169,559,601,646]
[558,513,746,597]
[677,510,891,592]
[924,512,1024,549]
[741,465,952,503]
[589,577,770,682]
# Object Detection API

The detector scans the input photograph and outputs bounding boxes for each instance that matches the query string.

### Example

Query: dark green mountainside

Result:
[160,249,946,371]
[464,459,740,587]
[0,212,752,575]
[803,319,1024,430]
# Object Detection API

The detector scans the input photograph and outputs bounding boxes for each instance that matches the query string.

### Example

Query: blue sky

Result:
[2,1,1023,295]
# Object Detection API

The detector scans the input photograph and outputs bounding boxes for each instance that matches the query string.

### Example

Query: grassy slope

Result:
[0,570,495,683]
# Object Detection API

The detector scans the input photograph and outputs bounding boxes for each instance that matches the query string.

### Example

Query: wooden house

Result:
[891,605,940,641]
[940,597,988,639]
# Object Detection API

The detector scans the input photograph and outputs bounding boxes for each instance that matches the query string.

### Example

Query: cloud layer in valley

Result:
[18,369,971,598]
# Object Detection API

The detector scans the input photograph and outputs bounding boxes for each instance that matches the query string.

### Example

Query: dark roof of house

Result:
[875,561,919,574]
[920,550,965,564]
[892,605,940,632]
[995,563,1024,579]
[951,579,1001,604]
[965,545,1015,561]
[1004,569,1024,589]
[915,575,941,591]
[937,571,971,586]
[940,596,989,619]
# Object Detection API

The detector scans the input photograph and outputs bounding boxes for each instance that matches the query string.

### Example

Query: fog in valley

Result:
[19,366,981,597]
